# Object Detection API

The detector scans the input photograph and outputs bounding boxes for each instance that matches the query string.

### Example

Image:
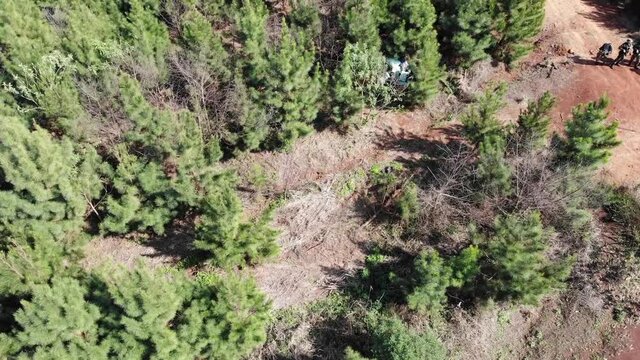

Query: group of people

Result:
[597,39,640,69]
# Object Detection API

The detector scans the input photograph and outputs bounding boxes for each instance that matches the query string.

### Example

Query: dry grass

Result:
[252,182,372,308]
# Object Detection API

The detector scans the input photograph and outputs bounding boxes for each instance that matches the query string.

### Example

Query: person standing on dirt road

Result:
[610,39,633,68]
[596,43,613,63]
[630,41,640,69]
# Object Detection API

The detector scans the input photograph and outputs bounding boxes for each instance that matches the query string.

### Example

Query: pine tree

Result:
[118,0,171,79]
[482,212,574,304]
[381,0,444,104]
[194,190,279,268]
[366,312,447,360]
[236,0,270,85]
[516,91,555,148]
[9,277,108,359]
[176,274,270,359]
[256,21,324,149]
[440,0,498,68]
[288,1,322,42]
[54,0,123,74]
[2,51,85,133]
[0,115,102,239]
[448,245,481,288]
[342,0,383,50]
[461,83,508,145]
[476,137,513,197]
[494,0,546,65]
[332,42,390,127]
[559,96,620,167]
[237,2,323,149]
[102,265,184,359]
[344,347,372,360]
[0,0,60,75]
[407,249,452,314]
[0,227,84,297]
[3,264,272,359]
[102,75,228,234]
[222,76,270,153]
[178,6,229,75]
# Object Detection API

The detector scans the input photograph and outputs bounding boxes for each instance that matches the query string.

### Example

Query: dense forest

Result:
[0,0,637,359]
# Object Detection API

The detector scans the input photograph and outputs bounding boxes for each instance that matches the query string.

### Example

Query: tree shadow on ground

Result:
[319,241,415,302]
[579,0,635,33]
[351,124,473,233]
[373,123,472,177]
[373,124,466,157]
[140,216,209,266]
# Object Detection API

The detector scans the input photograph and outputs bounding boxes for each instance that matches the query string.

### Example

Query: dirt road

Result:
[546,0,640,185]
